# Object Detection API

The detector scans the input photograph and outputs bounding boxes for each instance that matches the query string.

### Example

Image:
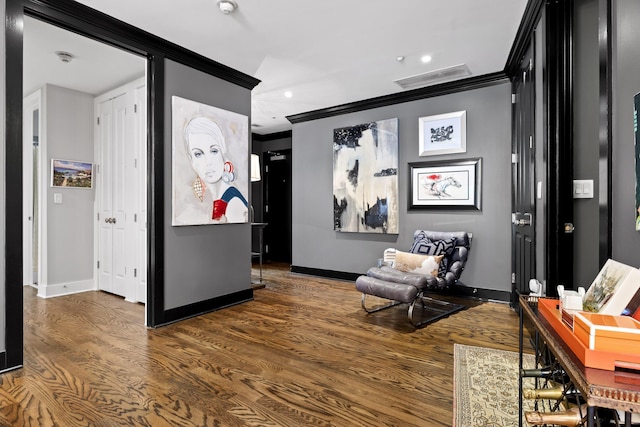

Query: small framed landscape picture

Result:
[418,110,466,157]
[51,159,93,189]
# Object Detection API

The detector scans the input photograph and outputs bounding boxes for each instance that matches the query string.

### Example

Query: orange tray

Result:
[538,298,640,371]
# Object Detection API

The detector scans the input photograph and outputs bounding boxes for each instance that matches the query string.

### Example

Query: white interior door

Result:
[97,96,115,294]
[97,93,128,297]
[95,78,146,303]
[23,90,41,288]
[134,85,147,304]
[111,93,129,297]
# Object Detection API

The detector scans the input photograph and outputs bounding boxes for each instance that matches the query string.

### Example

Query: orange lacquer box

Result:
[573,312,640,353]
[538,298,640,371]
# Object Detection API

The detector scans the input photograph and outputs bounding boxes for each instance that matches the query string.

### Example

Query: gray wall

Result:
[164,59,252,310]
[44,84,95,285]
[573,0,601,287]
[292,83,513,292]
[612,0,640,264]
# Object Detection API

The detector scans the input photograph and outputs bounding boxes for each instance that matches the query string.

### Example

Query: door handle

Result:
[104,217,117,224]
[512,213,532,226]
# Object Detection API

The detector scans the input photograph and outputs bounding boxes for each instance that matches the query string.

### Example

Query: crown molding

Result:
[505,0,545,77]
[287,71,508,124]
[252,130,292,142]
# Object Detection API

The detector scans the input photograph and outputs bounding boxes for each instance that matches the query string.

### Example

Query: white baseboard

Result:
[37,279,96,298]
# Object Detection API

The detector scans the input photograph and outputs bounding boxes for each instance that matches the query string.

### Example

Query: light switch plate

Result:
[54,193,62,204]
[573,179,594,199]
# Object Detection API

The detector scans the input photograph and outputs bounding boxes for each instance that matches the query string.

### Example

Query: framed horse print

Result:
[408,158,481,210]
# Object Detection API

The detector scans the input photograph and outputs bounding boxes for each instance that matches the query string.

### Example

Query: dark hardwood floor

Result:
[1,263,522,426]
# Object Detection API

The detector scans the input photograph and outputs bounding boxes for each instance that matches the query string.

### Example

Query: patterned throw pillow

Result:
[409,234,457,277]
[394,250,443,277]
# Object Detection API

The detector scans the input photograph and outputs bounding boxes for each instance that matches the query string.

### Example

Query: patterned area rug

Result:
[453,344,535,427]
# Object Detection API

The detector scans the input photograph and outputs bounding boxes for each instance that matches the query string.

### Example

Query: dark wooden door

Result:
[264,149,292,263]
[512,44,536,304]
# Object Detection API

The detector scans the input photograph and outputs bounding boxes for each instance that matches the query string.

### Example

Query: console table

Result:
[251,222,267,286]
[519,295,640,426]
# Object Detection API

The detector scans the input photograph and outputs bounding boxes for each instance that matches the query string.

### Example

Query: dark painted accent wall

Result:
[573,0,601,287]
[612,0,640,264]
[292,83,513,293]
[163,60,253,311]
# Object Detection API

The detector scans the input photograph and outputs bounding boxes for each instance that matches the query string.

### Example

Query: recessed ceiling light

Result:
[396,56,405,62]
[421,55,432,64]
[284,91,293,98]
[217,0,238,14]
[55,51,74,63]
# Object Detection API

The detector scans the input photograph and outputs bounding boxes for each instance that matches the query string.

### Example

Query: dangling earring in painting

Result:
[222,161,235,183]
[192,176,206,202]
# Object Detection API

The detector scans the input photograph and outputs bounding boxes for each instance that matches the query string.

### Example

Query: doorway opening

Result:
[263,149,292,264]
[22,16,148,315]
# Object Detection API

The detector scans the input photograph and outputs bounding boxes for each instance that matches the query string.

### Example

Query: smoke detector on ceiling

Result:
[394,64,472,90]
[55,51,74,63]
[217,0,238,14]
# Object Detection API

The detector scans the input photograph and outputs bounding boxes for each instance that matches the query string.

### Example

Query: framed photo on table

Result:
[418,110,466,156]
[408,158,481,210]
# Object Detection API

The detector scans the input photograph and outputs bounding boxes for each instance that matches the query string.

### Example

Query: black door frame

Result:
[506,0,583,300]
[543,0,574,295]
[597,0,612,266]
[511,41,536,306]
[4,0,163,372]
[3,0,258,372]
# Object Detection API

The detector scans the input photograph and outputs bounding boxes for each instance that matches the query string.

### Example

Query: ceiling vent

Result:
[394,64,472,90]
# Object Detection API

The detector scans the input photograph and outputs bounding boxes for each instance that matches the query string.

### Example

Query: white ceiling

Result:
[24,0,528,135]
[23,17,146,98]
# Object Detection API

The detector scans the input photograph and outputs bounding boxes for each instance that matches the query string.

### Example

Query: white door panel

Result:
[97,98,115,294]
[112,94,128,297]
[112,225,127,296]
[99,221,113,293]
[134,85,147,304]
[95,80,146,303]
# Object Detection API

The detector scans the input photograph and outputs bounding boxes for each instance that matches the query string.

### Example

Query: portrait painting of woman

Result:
[172,96,249,226]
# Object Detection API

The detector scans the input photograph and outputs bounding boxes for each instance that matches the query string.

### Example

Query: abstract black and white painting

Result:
[333,118,398,233]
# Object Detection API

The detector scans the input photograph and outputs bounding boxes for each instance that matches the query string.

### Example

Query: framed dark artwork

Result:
[418,110,466,156]
[408,158,481,210]
[333,118,399,233]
